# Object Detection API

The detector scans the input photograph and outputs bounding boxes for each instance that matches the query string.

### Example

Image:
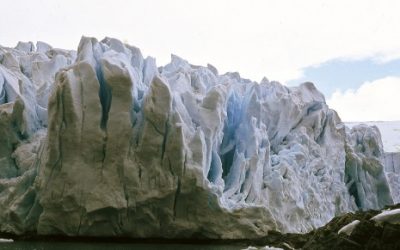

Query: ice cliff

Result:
[0,37,395,239]
[385,152,400,204]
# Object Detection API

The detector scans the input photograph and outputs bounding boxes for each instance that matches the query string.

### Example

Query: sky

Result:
[1,0,400,122]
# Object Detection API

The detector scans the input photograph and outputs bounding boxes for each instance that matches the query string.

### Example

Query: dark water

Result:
[0,242,245,250]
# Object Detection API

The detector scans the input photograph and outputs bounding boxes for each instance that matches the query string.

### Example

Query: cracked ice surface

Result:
[0,37,394,238]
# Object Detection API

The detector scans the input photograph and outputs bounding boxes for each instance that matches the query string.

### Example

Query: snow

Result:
[371,208,400,225]
[337,220,360,236]
[0,239,13,243]
[244,246,284,250]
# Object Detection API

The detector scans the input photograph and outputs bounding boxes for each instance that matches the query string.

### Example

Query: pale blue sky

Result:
[1,0,400,121]
[289,58,400,97]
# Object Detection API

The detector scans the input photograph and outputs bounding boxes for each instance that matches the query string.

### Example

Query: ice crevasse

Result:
[0,37,394,239]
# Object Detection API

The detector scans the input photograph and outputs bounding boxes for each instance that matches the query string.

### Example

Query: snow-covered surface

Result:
[337,220,360,236]
[346,121,400,153]
[371,208,400,225]
[244,246,284,250]
[0,239,13,243]
[0,37,395,239]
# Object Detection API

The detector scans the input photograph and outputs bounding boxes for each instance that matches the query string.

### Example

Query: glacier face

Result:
[0,37,395,239]
[384,152,400,204]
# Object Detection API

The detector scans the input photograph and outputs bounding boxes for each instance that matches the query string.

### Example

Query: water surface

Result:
[0,242,244,250]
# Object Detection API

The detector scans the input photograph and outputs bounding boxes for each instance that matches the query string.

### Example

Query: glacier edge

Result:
[0,37,395,239]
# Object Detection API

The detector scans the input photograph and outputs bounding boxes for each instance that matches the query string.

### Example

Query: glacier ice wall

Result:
[385,152,400,204]
[0,37,394,239]
[345,125,393,209]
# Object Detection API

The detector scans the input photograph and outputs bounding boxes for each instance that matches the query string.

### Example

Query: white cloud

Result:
[1,0,400,83]
[372,48,400,64]
[327,76,400,122]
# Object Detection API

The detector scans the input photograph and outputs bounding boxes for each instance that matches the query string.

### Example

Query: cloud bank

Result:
[327,76,400,122]
[1,0,400,83]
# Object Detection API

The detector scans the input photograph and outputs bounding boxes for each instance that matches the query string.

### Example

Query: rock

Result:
[242,203,399,250]
[0,36,396,240]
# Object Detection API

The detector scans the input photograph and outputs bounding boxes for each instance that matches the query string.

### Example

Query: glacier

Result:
[0,37,396,239]
[347,121,400,205]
